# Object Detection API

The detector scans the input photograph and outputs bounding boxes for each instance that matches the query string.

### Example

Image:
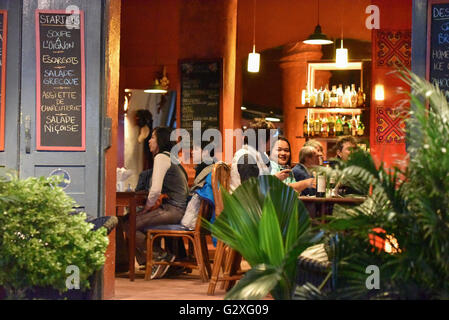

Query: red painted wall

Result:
[370,0,412,169]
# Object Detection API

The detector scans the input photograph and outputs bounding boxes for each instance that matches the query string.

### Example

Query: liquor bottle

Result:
[322,116,328,138]
[316,172,326,198]
[343,116,351,136]
[343,85,351,107]
[351,84,358,107]
[310,89,316,107]
[357,115,365,136]
[357,87,364,107]
[322,85,330,107]
[351,115,357,136]
[301,89,307,107]
[328,115,335,137]
[337,84,344,107]
[316,87,323,107]
[335,114,343,136]
[309,114,315,137]
[304,90,310,107]
[314,115,321,137]
[303,116,309,138]
[330,85,338,107]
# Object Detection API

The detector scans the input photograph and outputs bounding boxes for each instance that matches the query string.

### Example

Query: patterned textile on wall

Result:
[375,30,411,68]
[376,107,408,144]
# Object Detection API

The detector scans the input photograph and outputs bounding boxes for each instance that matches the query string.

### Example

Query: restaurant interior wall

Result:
[118,0,412,171]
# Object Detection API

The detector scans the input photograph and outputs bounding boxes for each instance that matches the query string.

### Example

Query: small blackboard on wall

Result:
[180,60,221,142]
[0,11,7,152]
[427,0,449,95]
[35,10,85,151]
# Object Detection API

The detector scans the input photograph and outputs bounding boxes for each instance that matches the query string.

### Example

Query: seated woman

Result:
[270,136,315,194]
[269,136,295,184]
[125,126,189,278]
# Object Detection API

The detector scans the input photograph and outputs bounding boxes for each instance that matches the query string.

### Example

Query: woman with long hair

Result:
[126,126,189,278]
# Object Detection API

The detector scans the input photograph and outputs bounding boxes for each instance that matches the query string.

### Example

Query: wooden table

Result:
[298,196,366,220]
[116,191,147,281]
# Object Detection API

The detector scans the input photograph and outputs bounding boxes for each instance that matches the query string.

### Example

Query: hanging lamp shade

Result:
[336,40,348,68]
[248,45,260,73]
[303,24,333,45]
[144,79,167,94]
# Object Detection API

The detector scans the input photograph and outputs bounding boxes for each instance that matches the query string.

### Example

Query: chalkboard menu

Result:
[0,11,7,152]
[427,1,449,95]
[35,10,85,151]
[180,60,221,141]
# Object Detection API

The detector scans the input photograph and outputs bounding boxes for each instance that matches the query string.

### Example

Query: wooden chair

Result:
[144,200,213,282]
[207,162,246,295]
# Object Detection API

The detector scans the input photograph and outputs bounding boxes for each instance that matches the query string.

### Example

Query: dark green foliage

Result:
[300,69,449,299]
[0,172,108,299]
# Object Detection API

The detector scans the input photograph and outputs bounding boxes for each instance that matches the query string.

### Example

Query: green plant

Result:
[204,175,322,300]
[0,173,109,299]
[297,69,449,299]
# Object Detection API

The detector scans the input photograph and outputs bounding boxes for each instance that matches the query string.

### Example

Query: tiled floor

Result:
[111,268,227,300]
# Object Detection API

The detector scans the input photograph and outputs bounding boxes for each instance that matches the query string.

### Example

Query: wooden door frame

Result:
[102,0,121,300]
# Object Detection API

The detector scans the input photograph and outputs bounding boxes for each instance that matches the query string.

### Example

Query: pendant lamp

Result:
[335,1,348,68]
[144,79,167,94]
[144,66,169,94]
[248,0,260,72]
[303,0,333,45]
[336,40,348,68]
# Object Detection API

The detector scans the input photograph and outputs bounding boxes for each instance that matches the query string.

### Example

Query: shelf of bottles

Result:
[297,83,368,140]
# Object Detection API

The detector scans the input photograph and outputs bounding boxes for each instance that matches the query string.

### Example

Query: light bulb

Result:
[248,45,260,73]
[336,41,348,68]
[375,84,385,101]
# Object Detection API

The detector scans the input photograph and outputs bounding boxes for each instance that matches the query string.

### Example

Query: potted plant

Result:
[0,172,108,299]
[205,174,323,300]
[296,69,449,299]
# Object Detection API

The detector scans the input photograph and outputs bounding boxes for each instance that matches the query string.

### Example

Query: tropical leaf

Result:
[225,264,280,300]
[258,195,285,266]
